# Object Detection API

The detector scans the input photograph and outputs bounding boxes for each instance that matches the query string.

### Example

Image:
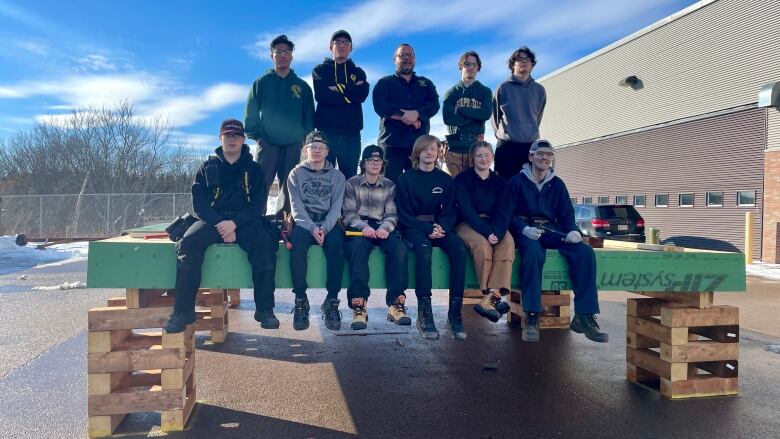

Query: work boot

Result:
[351,300,368,330]
[570,314,609,343]
[387,297,412,325]
[447,297,467,341]
[416,297,439,340]
[292,296,310,331]
[255,309,280,329]
[321,297,342,331]
[522,312,540,342]
[164,310,196,333]
[474,290,501,322]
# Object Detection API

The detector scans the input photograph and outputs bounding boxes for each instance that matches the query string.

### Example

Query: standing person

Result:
[491,46,546,179]
[453,141,514,322]
[508,139,608,343]
[442,51,492,177]
[165,119,279,332]
[342,145,409,330]
[244,34,314,218]
[373,43,440,182]
[312,30,370,179]
[397,134,467,341]
[287,131,346,331]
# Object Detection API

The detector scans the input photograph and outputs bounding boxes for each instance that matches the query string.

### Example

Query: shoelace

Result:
[327,302,342,320]
[585,314,600,329]
[354,306,367,318]
[393,302,408,314]
[490,294,502,307]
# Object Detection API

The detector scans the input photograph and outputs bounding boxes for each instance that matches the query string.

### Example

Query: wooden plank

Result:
[121,370,163,388]
[602,240,685,252]
[211,330,227,343]
[107,297,127,307]
[541,293,571,307]
[661,305,739,328]
[661,341,739,363]
[88,385,187,416]
[464,289,483,298]
[162,354,194,390]
[209,305,226,318]
[88,306,172,331]
[88,330,131,353]
[115,332,162,350]
[227,289,241,306]
[690,325,740,343]
[162,324,194,349]
[694,361,739,378]
[87,347,186,374]
[197,290,226,307]
[626,331,660,349]
[626,363,658,383]
[88,414,126,438]
[627,298,665,317]
[660,376,738,399]
[88,372,127,396]
[639,292,714,308]
[626,347,688,381]
[126,288,141,309]
[194,316,224,331]
[634,317,689,345]
[137,289,168,308]
[161,386,196,431]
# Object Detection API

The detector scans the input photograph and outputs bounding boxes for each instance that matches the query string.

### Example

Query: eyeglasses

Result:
[308,144,328,151]
[332,39,351,46]
[395,52,415,59]
[272,49,292,56]
[533,151,554,158]
[515,56,532,64]
[365,158,384,165]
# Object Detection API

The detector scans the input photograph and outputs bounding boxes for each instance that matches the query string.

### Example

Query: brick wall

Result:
[762,148,780,263]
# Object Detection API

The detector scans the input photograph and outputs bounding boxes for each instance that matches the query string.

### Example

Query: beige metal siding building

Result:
[538,0,780,261]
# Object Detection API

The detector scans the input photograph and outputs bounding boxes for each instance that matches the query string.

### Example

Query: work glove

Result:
[564,230,583,244]
[522,226,543,240]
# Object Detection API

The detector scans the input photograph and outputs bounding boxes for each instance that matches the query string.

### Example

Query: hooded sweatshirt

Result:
[442,80,493,152]
[191,145,268,227]
[287,159,346,235]
[312,58,369,134]
[507,163,576,236]
[453,167,511,240]
[244,68,314,146]
[396,167,457,234]
[491,75,546,143]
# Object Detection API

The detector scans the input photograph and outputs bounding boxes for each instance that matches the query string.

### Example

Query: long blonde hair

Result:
[411,134,441,169]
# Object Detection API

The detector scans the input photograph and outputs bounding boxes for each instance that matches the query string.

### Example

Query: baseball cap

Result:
[219,119,244,136]
[361,144,384,161]
[331,30,352,43]
[304,130,328,146]
[529,139,554,153]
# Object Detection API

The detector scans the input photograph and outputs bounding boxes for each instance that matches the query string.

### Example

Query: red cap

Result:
[219,119,245,136]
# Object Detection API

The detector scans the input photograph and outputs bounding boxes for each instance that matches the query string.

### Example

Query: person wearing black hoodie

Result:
[312,30,369,179]
[397,134,467,341]
[165,119,279,333]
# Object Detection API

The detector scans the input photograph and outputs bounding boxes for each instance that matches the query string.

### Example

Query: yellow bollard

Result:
[745,212,754,264]
[648,227,659,244]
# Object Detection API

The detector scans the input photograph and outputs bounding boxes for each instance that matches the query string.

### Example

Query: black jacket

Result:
[507,166,577,236]
[312,58,369,134]
[396,167,457,234]
[453,167,511,240]
[192,145,268,227]
[372,72,440,150]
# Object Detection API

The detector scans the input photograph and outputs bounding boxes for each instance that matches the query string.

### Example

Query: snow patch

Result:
[31,281,87,290]
[746,261,780,281]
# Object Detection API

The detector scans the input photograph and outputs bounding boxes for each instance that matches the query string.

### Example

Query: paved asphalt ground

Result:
[1,259,779,439]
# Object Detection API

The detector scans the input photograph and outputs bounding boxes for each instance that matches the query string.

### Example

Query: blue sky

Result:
[0,0,694,152]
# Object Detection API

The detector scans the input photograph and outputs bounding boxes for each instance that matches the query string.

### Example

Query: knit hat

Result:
[529,139,554,153]
[330,30,352,44]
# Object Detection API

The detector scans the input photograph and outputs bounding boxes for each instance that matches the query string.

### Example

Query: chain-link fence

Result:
[0,193,192,239]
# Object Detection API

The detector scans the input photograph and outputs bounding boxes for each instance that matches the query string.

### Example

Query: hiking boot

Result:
[164,310,196,333]
[570,314,609,343]
[474,291,501,323]
[255,309,280,329]
[292,296,310,331]
[351,303,368,330]
[522,312,540,342]
[387,297,412,325]
[447,298,467,341]
[416,297,439,340]
[321,297,342,331]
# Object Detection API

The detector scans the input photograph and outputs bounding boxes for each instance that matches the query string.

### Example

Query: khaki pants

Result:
[444,150,470,177]
[455,223,515,291]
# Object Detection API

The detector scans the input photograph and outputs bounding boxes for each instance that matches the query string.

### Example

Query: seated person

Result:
[507,139,608,343]
[452,141,513,322]
[342,145,409,330]
[165,119,279,332]
[287,130,346,331]
[397,134,468,341]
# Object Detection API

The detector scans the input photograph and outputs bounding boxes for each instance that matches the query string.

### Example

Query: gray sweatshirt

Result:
[492,75,546,143]
[288,160,346,235]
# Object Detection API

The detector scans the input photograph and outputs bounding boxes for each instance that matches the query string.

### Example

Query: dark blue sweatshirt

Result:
[372,72,440,150]
[396,167,457,234]
[507,165,577,236]
[453,167,511,240]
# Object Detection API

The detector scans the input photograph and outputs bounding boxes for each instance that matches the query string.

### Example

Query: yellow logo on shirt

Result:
[350,74,357,83]
[291,84,302,99]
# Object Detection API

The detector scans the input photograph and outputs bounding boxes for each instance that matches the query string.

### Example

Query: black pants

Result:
[324,131,361,180]
[403,228,467,299]
[256,140,301,217]
[494,140,533,179]
[174,219,277,313]
[345,230,408,307]
[289,225,345,299]
[385,147,412,183]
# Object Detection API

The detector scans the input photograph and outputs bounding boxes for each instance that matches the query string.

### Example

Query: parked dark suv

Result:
[573,204,645,242]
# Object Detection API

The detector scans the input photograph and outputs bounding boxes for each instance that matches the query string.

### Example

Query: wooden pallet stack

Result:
[507,290,571,329]
[626,292,739,399]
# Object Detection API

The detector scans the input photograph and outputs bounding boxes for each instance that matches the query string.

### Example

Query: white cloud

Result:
[170,131,216,151]
[76,54,117,72]
[143,83,246,127]
[15,41,48,56]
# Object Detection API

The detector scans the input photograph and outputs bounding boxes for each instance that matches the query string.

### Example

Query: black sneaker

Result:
[292,296,310,331]
[522,312,540,342]
[321,297,342,331]
[447,298,467,341]
[164,310,196,333]
[570,314,609,343]
[255,309,280,329]
[416,297,439,340]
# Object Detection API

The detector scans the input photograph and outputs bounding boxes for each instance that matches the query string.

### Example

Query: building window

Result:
[570,197,576,204]
[737,190,756,206]
[679,193,694,207]
[706,192,723,207]
[634,195,646,207]
[655,194,668,207]
[597,195,609,204]
[583,196,593,204]
[615,195,627,204]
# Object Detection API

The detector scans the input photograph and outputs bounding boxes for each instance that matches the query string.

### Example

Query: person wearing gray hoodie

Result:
[287,131,347,331]
[491,46,546,179]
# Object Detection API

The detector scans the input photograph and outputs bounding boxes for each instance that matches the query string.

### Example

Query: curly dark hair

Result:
[458,50,481,71]
[270,34,295,51]
[507,46,536,70]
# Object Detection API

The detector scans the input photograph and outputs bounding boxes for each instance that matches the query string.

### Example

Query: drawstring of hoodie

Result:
[334,61,352,104]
